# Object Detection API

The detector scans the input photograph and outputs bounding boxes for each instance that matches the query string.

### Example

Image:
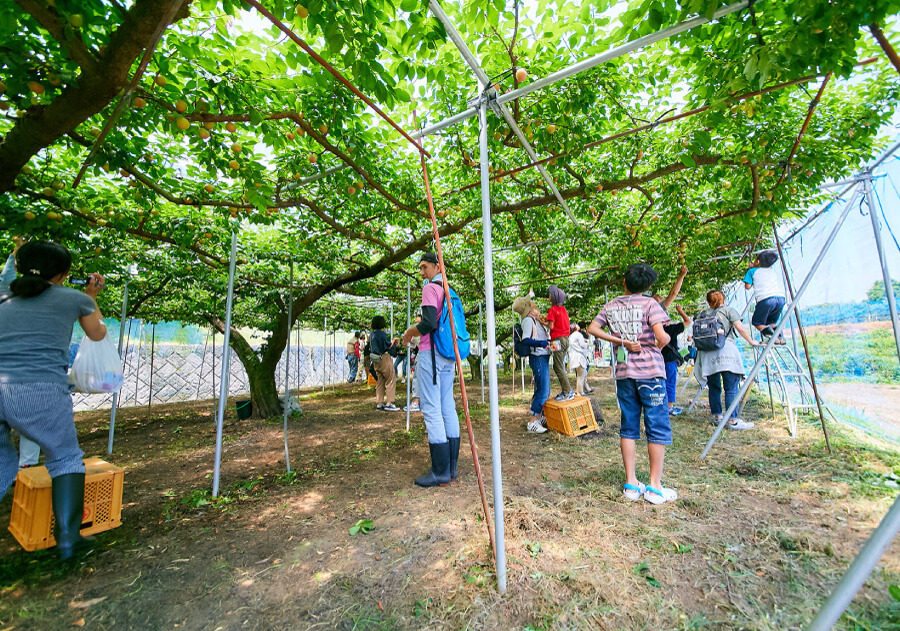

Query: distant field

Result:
[796,321,900,384]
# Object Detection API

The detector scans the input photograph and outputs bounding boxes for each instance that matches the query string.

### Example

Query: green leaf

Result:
[328,32,344,54]
[890,585,900,602]
[399,0,417,11]
[349,519,374,535]
[680,154,696,168]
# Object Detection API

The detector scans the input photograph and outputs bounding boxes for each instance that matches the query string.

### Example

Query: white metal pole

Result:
[480,302,485,404]
[282,261,293,474]
[427,0,578,225]
[406,276,412,431]
[511,324,515,393]
[807,494,900,630]
[213,231,238,497]
[414,2,750,138]
[700,185,861,459]
[478,100,507,594]
[322,316,327,392]
[864,175,900,367]
[107,281,129,455]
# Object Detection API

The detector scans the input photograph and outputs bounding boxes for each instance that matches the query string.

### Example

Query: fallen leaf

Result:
[73,619,85,627]
[70,596,107,609]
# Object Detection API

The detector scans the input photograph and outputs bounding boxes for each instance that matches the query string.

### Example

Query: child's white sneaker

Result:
[726,418,755,430]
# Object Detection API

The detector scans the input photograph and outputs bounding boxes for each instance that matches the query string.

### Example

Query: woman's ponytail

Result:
[10,241,72,298]
[9,274,52,298]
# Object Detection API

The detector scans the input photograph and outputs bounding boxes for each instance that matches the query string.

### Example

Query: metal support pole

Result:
[807,493,900,631]
[428,0,578,226]
[511,324,515,393]
[414,1,750,138]
[774,226,831,453]
[107,282,129,455]
[196,328,210,400]
[147,323,156,410]
[390,303,394,338]
[864,175,900,368]
[282,261,293,474]
[478,101,507,594]
[406,276,412,431]
[211,328,216,402]
[322,316,327,392]
[479,302,485,404]
[764,360,776,421]
[213,231,238,497]
[700,185,861,459]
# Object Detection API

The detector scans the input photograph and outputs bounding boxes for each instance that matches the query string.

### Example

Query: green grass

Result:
[805,328,900,383]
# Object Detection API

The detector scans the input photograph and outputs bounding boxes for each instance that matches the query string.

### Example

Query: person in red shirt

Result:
[546,285,574,401]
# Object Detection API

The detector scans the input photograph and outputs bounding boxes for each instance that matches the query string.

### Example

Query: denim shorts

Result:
[615,377,672,445]
[752,296,786,327]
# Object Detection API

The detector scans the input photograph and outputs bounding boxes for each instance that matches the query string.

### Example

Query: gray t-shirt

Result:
[0,265,98,385]
[521,315,550,356]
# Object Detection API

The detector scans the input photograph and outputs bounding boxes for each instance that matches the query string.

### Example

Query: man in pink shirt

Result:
[401,253,459,488]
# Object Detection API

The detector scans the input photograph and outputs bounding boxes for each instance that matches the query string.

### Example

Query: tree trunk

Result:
[207,315,284,420]
[245,360,283,419]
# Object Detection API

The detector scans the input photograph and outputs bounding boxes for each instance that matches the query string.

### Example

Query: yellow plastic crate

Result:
[543,397,599,437]
[9,457,124,552]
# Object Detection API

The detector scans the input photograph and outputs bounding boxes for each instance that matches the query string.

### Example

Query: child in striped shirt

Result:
[588,263,676,506]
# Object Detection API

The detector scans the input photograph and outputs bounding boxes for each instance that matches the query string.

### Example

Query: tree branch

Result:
[15,0,97,71]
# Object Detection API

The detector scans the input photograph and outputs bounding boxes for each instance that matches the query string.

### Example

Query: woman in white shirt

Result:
[568,323,592,396]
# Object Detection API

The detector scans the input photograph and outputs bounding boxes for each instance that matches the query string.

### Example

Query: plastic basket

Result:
[543,397,599,437]
[8,457,125,552]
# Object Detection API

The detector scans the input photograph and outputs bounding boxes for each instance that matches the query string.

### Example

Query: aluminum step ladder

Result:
[754,342,834,437]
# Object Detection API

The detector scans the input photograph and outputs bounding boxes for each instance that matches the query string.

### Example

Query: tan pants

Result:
[375,354,396,405]
[574,366,588,396]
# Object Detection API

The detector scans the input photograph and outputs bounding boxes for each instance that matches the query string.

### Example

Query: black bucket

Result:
[235,400,252,420]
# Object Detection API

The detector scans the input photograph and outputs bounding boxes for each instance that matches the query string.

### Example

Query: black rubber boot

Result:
[51,473,95,561]
[414,442,451,487]
[448,437,460,482]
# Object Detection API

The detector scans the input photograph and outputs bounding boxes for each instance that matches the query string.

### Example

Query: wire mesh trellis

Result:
[73,329,349,412]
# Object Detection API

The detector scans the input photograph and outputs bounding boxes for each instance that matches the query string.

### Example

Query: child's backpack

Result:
[432,284,470,360]
[692,309,727,351]
[513,323,531,357]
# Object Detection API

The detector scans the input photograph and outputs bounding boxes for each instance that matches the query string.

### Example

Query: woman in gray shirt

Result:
[0,240,108,560]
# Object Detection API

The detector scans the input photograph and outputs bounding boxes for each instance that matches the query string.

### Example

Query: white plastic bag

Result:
[69,331,125,393]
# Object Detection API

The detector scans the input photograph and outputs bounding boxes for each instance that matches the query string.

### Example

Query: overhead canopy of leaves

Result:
[1,0,899,336]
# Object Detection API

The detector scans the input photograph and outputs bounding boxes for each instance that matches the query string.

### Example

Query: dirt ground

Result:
[2,372,900,630]
[818,382,900,429]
